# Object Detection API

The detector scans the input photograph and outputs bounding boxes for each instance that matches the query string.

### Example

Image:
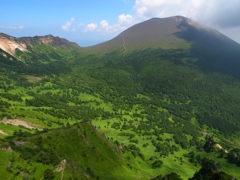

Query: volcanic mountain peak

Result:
[85,16,240,54]
[85,16,196,52]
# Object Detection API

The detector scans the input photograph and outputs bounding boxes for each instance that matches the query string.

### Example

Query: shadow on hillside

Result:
[174,20,240,78]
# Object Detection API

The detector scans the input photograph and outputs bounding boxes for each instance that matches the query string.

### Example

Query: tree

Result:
[43,169,54,180]
[152,172,182,180]
[189,159,234,180]
[203,136,215,153]
[152,160,163,168]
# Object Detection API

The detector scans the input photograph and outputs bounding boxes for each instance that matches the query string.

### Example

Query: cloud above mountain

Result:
[84,23,98,32]
[0,25,24,30]
[58,0,240,45]
[132,0,240,43]
[134,0,240,28]
[78,0,240,35]
[209,2,240,27]
[61,18,75,31]
[83,14,136,34]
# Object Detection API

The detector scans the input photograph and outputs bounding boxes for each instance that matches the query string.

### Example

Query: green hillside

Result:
[1,16,240,179]
[0,122,138,179]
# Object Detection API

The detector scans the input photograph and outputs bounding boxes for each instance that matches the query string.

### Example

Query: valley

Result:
[1,16,240,179]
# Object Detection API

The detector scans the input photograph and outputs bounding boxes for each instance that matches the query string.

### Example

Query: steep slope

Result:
[86,16,192,52]
[85,16,240,52]
[85,16,240,77]
[0,122,137,179]
[0,33,80,75]
[85,16,186,52]
[0,33,28,57]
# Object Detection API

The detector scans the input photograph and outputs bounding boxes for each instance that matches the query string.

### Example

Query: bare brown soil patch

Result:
[26,76,42,83]
[2,117,41,130]
[0,130,8,135]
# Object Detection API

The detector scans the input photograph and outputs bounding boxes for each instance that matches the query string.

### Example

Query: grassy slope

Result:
[1,39,240,179]
[0,122,139,180]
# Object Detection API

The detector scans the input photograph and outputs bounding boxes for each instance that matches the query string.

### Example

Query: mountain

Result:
[0,33,80,75]
[0,33,79,64]
[0,33,79,57]
[86,16,240,51]
[1,16,240,179]
[0,122,136,180]
[86,16,191,52]
[85,16,240,77]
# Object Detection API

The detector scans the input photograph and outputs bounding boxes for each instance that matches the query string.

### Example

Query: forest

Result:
[0,40,240,179]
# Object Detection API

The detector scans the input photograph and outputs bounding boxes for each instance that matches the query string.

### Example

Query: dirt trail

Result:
[2,117,41,130]
[122,34,127,55]
[0,130,8,135]
[54,159,66,180]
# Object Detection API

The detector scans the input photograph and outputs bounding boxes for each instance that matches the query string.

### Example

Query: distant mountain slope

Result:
[85,16,240,53]
[85,16,240,77]
[86,16,192,52]
[0,33,79,59]
[85,16,189,52]
[0,33,80,75]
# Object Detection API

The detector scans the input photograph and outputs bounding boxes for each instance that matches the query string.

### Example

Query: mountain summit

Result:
[85,16,240,77]
[86,16,240,53]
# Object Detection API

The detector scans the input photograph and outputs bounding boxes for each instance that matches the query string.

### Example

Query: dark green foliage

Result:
[36,149,60,165]
[111,122,121,129]
[151,160,163,168]
[163,173,182,180]
[2,122,132,179]
[1,32,240,179]
[173,131,189,149]
[43,169,54,180]
[86,167,95,178]
[152,173,182,180]
[76,48,240,135]
[125,144,145,160]
[189,159,235,180]
[203,136,215,153]
[227,148,240,166]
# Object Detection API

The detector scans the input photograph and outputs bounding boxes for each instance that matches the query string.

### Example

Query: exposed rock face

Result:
[18,34,79,49]
[0,33,28,56]
[0,33,79,58]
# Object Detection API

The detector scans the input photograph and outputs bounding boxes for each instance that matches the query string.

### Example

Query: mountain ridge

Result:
[0,33,79,58]
[84,16,240,54]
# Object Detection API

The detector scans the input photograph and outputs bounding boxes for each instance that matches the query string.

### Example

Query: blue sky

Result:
[1,0,240,46]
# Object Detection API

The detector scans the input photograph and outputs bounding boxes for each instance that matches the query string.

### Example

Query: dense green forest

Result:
[0,37,240,179]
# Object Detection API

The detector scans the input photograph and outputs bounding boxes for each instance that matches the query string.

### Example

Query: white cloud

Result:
[118,14,134,25]
[84,23,98,32]
[132,0,240,43]
[99,20,117,33]
[0,25,24,29]
[134,0,196,18]
[61,18,75,31]
[84,14,136,34]
[100,20,109,29]
[79,0,240,44]
[133,0,240,28]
